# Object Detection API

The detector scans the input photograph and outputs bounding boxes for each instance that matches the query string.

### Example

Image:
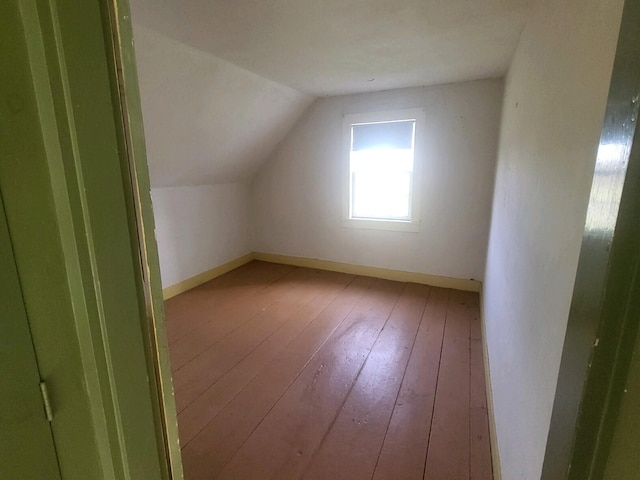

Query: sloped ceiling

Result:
[132,0,533,96]
[131,0,534,187]
[133,25,313,187]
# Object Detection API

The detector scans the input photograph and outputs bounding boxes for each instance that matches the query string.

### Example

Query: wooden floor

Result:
[165,260,492,480]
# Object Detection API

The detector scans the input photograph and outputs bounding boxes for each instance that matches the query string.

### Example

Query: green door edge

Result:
[541,0,640,478]
[1,1,119,477]
[100,0,184,477]
[0,192,62,479]
[1,0,182,478]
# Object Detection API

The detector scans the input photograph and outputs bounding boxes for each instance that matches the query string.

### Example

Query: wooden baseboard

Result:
[162,253,254,299]
[479,290,502,480]
[163,251,482,299]
[253,251,481,292]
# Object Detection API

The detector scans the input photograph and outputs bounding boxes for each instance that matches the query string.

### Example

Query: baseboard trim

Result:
[163,251,482,299]
[479,289,502,480]
[162,253,254,299]
[253,252,481,292]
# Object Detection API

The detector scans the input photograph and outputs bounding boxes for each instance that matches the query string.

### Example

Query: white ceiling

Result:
[131,0,534,96]
[131,0,535,187]
[134,26,313,187]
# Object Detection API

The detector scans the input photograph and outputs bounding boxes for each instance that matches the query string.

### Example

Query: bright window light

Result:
[349,119,416,222]
[342,109,423,232]
[351,147,413,220]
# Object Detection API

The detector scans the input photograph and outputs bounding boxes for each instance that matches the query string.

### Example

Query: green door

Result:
[0,193,61,478]
[1,1,113,477]
[1,0,176,477]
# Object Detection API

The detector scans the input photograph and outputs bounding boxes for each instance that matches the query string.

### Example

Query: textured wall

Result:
[252,80,503,281]
[482,0,624,477]
[151,185,252,287]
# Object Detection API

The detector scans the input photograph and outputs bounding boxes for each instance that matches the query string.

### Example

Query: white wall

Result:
[151,185,252,288]
[133,24,314,287]
[252,80,503,281]
[483,0,624,478]
[133,24,314,187]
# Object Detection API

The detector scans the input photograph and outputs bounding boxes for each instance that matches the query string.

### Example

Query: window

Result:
[343,108,424,232]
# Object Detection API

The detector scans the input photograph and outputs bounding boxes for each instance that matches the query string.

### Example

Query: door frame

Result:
[100,0,183,477]
[0,193,62,478]
[541,0,640,478]
[0,0,182,478]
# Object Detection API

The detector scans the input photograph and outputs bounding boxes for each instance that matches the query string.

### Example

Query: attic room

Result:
[3,0,639,478]
[127,0,630,478]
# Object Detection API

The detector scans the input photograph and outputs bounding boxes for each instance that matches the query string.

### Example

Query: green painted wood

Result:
[595,64,640,479]
[33,0,171,477]
[604,320,640,479]
[541,0,640,478]
[590,118,640,479]
[37,0,165,477]
[100,0,184,476]
[32,3,127,476]
[1,0,170,478]
[0,194,62,479]
[0,1,112,477]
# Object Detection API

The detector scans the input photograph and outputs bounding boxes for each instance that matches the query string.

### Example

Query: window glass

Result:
[349,120,415,221]
[343,108,423,232]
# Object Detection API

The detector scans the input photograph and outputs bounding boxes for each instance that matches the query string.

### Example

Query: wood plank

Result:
[165,261,293,344]
[214,279,404,480]
[424,289,471,480]
[468,292,493,480]
[301,283,430,480]
[172,268,344,412]
[372,287,449,480]
[177,271,354,445]
[169,265,311,371]
[169,267,489,480]
[181,275,379,479]
[164,260,289,338]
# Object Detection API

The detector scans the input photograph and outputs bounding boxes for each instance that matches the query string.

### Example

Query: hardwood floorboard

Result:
[173,267,328,411]
[170,265,309,371]
[214,279,404,480]
[164,262,256,342]
[301,283,429,480]
[469,293,493,480]
[371,287,449,480]
[165,261,294,345]
[424,289,472,480]
[177,270,354,445]
[181,275,377,479]
[165,263,492,480]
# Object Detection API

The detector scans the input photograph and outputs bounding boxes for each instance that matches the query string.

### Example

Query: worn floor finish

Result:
[165,260,492,480]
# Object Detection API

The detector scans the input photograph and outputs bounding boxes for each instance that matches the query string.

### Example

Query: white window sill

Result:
[342,217,420,232]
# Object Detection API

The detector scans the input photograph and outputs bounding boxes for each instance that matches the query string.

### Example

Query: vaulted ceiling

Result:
[131,0,534,187]
[133,25,313,187]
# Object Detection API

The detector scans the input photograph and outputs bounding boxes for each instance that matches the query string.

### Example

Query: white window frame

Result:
[342,108,424,232]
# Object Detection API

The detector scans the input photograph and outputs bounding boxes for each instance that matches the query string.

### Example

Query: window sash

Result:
[349,130,415,222]
[342,108,424,233]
